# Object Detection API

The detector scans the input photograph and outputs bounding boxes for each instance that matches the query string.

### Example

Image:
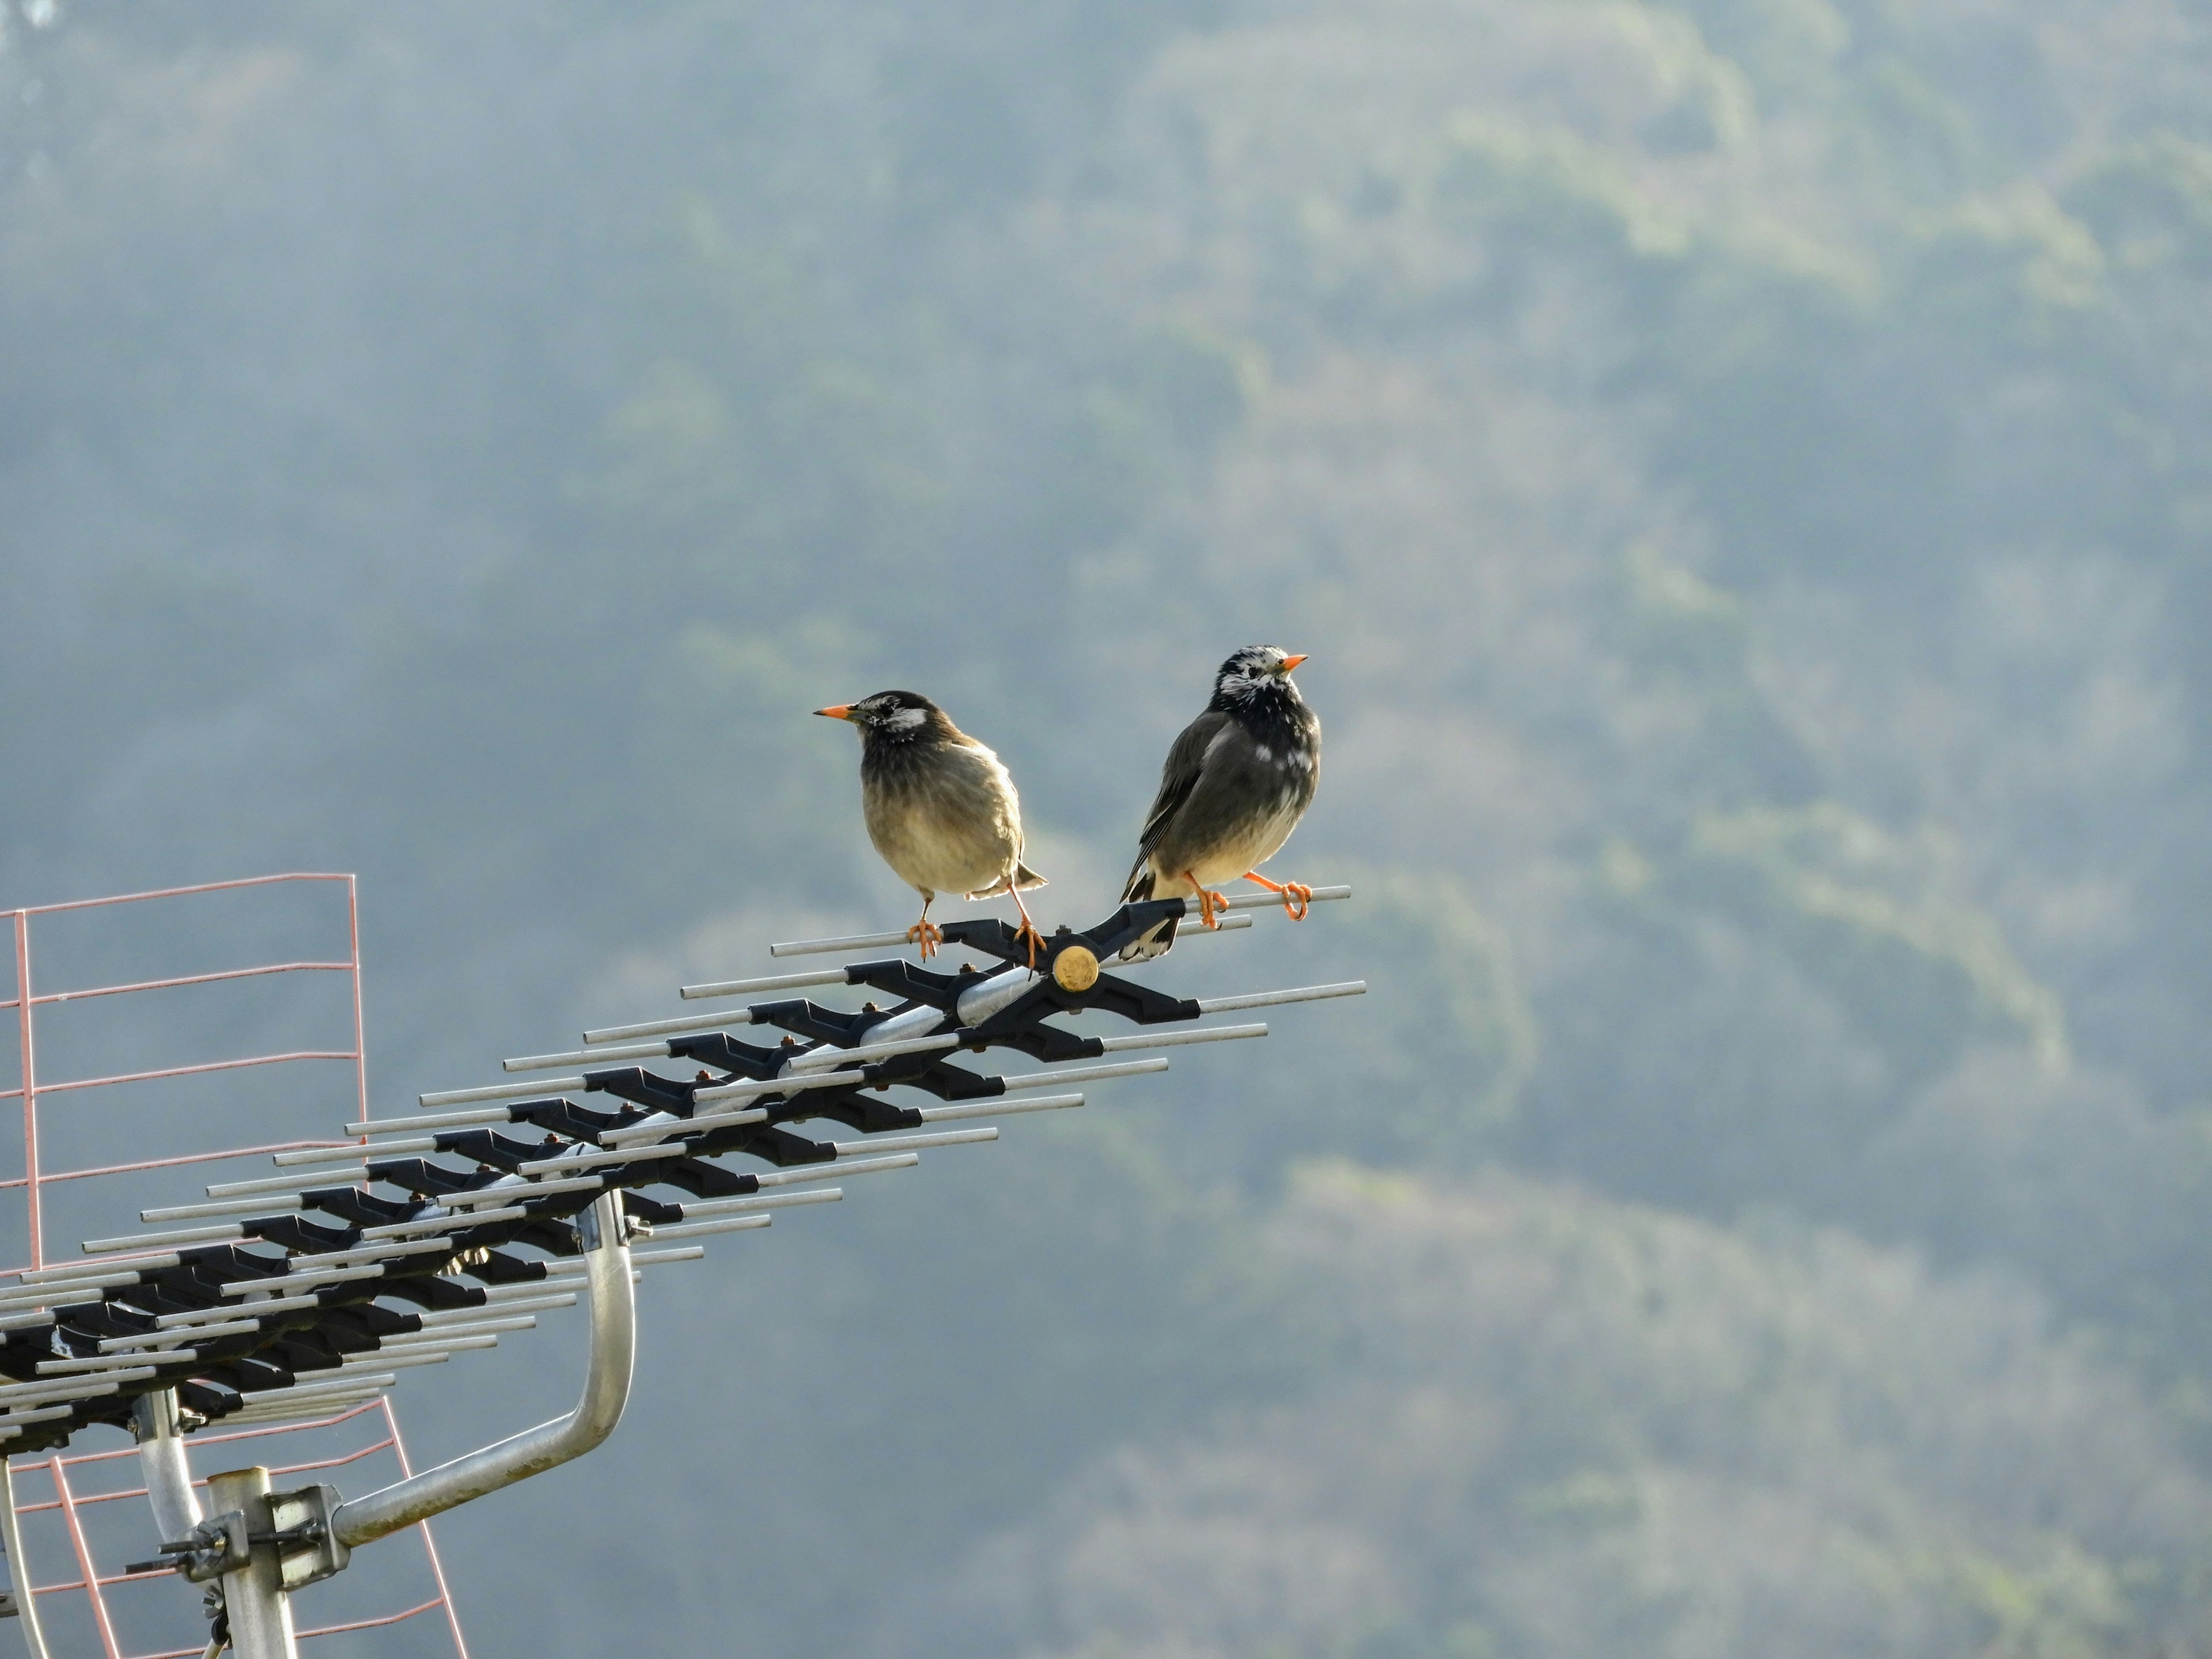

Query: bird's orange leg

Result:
[1009,884,1047,971]
[1241,871,1313,920]
[1182,870,1230,929]
[907,900,943,961]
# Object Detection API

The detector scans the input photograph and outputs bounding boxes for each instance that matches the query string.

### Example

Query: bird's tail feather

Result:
[968,861,1047,900]
[1117,861,1176,961]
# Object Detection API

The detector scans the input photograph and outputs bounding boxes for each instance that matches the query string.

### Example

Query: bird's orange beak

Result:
[814,704,854,721]
[1281,654,1308,672]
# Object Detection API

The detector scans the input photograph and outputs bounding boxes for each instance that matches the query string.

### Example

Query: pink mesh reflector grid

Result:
[1,875,467,1658]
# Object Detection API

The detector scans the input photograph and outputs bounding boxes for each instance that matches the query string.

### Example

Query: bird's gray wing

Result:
[1122,711,1232,900]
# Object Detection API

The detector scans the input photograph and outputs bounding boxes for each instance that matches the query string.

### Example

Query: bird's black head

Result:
[814,689,950,745]
[1208,646,1309,713]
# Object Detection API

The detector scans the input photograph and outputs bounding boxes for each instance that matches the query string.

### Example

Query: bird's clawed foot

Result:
[907,915,945,961]
[1183,872,1231,929]
[1241,872,1313,921]
[1011,889,1047,970]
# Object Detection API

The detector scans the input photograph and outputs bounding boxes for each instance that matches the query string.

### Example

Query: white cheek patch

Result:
[884,706,928,731]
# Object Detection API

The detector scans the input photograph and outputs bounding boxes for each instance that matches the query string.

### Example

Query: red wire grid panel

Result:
[0,876,468,1658]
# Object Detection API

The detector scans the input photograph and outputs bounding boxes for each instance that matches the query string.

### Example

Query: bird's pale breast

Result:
[864,740,1024,899]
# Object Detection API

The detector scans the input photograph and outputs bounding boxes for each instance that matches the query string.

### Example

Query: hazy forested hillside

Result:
[5,0,2212,1654]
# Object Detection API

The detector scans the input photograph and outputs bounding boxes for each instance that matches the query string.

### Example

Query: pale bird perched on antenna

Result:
[815,690,1048,966]
[1118,645,1321,962]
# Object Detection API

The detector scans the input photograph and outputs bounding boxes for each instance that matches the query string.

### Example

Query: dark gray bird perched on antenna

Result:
[1118,645,1321,961]
[815,690,1048,965]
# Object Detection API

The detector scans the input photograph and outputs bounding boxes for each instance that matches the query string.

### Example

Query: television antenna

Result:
[2,876,1361,1658]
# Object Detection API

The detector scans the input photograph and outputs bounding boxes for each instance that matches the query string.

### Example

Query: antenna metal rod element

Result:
[419,1076,591,1109]
[630,1245,707,1267]
[422,1293,576,1323]
[786,1032,957,1073]
[1194,980,1368,1015]
[207,1167,365,1200]
[279,1139,432,1168]
[333,1191,635,1548]
[768,928,924,959]
[1000,1059,1166,1090]
[755,1152,917,1185]
[694,1069,863,1105]
[239,1374,399,1406]
[597,1107,768,1149]
[677,1188,841,1221]
[516,1143,691,1179]
[82,1221,244,1254]
[504,1039,670,1074]
[830,1127,998,1155]
[141,1193,305,1225]
[917,1093,1086,1123]
[584,1006,763,1044]
[353,1105,522,1137]
[156,1294,323,1329]
[1096,1022,1267,1052]
[360,1205,529,1239]
[676,966,852,1003]
[16,1255,181,1285]
[1214,884,1351,912]
[642,1214,775,1242]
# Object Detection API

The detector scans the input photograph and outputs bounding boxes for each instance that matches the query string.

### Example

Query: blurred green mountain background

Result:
[6,0,2212,1653]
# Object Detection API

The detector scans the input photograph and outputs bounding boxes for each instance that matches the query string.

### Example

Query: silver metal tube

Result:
[238,1374,398,1407]
[332,1190,635,1548]
[828,1127,998,1154]
[1096,1022,1268,1052]
[105,1320,253,1351]
[276,1141,423,1168]
[783,1031,955,1074]
[999,1059,1165,1090]
[351,1105,517,1137]
[1194,980,1368,1015]
[82,1222,243,1255]
[582,1007,762,1044]
[359,1205,528,1239]
[693,1070,861,1106]
[158,1296,321,1330]
[130,1391,203,1548]
[954,965,1036,1028]
[503,1039,670,1074]
[207,1168,365,1200]
[916,1092,1086,1123]
[423,1291,575,1323]
[17,1253,181,1285]
[767,928,918,959]
[597,1108,767,1150]
[441,1175,603,1207]
[1215,883,1352,912]
[755,1152,917,1186]
[677,1188,840,1221]
[141,1194,305,1225]
[0,1267,152,1308]
[638,1215,774,1243]
[515,1143,687,1179]
[628,1245,706,1267]
[2,1457,54,1659]
[676,965,851,1002]
[204,1466,296,1659]
[417,1077,589,1109]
